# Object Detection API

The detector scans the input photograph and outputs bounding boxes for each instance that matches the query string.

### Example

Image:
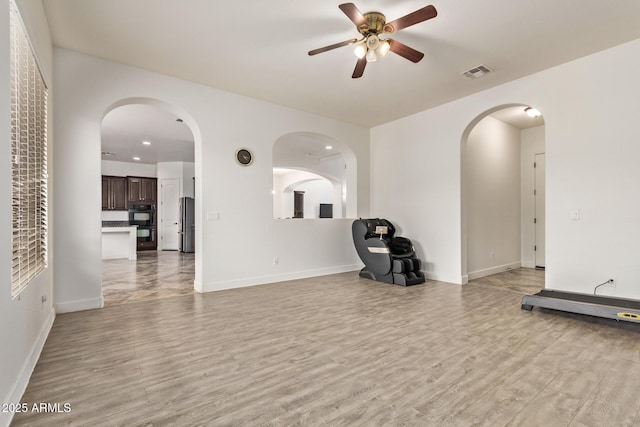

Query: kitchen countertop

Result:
[102,221,136,228]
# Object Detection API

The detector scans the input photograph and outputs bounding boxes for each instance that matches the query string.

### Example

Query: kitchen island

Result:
[101,225,138,260]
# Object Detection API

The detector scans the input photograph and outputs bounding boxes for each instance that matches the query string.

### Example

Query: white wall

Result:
[101,159,157,177]
[0,2,55,426]
[521,126,545,268]
[372,37,640,299]
[183,162,195,198]
[465,116,521,279]
[53,48,369,309]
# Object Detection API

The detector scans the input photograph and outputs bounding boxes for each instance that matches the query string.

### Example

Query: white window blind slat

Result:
[10,0,48,297]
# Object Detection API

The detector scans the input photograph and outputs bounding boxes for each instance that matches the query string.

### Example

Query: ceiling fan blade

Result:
[339,3,367,28]
[308,38,358,56]
[352,57,367,78]
[384,5,437,34]
[389,40,424,63]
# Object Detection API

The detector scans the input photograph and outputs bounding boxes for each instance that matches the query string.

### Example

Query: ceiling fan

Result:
[308,3,438,78]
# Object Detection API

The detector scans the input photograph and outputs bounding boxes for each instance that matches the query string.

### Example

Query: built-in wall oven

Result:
[129,204,156,249]
[129,204,155,226]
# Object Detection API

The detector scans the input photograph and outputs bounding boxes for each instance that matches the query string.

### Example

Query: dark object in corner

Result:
[352,218,425,286]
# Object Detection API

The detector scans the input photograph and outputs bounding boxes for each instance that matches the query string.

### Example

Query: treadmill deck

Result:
[521,289,640,323]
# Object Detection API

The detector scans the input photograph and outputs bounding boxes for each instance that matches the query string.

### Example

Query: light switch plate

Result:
[207,211,220,221]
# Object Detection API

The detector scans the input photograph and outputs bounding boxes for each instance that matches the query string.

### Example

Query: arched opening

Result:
[100,98,200,305]
[461,104,546,285]
[272,132,357,219]
[273,169,336,219]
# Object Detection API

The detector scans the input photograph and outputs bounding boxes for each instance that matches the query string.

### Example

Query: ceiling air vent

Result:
[462,65,492,79]
[101,151,116,156]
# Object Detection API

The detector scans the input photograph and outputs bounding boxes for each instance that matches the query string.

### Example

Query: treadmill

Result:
[521,289,640,323]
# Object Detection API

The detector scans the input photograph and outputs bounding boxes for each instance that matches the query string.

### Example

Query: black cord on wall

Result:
[593,279,614,295]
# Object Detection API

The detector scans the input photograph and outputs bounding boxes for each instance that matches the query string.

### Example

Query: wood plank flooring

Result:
[12,268,640,426]
[102,251,194,306]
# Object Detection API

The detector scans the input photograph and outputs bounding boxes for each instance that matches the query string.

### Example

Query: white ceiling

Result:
[44,0,640,129]
[490,106,544,130]
[101,104,194,164]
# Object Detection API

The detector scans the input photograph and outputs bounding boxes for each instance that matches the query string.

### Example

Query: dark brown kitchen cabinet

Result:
[127,177,157,204]
[102,176,127,210]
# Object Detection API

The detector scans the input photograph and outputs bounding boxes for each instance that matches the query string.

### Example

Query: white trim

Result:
[367,247,389,254]
[468,262,522,281]
[55,297,103,314]
[203,264,363,292]
[521,260,536,269]
[194,279,204,293]
[422,271,466,285]
[3,307,55,427]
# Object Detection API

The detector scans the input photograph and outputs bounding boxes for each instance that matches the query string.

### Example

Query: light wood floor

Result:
[13,269,640,426]
[102,250,194,306]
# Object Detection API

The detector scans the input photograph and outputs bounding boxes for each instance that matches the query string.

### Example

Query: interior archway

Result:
[272,132,357,219]
[274,169,336,219]
[460,104,546,283]
[100,97,201,304]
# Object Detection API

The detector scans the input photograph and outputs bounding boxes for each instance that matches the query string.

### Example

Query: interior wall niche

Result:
[272,132,356,219]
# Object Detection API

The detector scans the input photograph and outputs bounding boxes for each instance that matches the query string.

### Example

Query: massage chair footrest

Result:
[359,268,425,286]
[393,271,425,286]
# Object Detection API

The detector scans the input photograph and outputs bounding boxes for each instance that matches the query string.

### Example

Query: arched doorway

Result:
[100,98,200,305]
[461,104,545,284]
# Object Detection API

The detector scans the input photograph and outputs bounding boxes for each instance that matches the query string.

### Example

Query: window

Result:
[10,0,48,297]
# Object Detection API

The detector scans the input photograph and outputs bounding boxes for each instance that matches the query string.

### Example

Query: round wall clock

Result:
[235,148,253,166]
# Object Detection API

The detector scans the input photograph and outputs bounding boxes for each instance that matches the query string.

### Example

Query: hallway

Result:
[102,251,195,306]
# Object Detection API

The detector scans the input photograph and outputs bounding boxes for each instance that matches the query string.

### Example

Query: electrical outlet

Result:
[273,257,279,265]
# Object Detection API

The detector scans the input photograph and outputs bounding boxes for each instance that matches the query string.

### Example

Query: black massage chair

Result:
[352,218,425,286]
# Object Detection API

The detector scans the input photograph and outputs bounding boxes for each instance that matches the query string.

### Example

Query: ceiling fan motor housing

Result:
[359,12,386,35]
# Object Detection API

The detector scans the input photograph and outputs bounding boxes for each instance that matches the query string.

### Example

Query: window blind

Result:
[10,0,48,297]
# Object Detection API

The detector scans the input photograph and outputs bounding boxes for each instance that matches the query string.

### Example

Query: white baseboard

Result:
[55,296,103,314]
[194,279,204,293]
[203,264,363,292]
[468,262,522,281]
[3,307,55,427]
[521,261,536,269]
[423,271,466,285]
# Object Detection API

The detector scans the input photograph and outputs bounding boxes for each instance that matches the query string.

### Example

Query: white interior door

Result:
[534,153,546,268]
[160,178,180,251]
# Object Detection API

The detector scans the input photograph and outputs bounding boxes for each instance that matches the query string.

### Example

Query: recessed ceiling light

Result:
[142,141,151,145]
[133,156,141,161]
[325,145,333,150]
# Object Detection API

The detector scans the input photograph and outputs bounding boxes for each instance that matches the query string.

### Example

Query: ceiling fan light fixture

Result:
[366,34,380,50]
[525,107,541,118]
[377,39,391,56]
[354,43,366,59]
[366,48,377,62]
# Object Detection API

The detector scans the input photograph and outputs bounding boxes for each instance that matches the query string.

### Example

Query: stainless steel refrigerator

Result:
[179,197,195,253]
